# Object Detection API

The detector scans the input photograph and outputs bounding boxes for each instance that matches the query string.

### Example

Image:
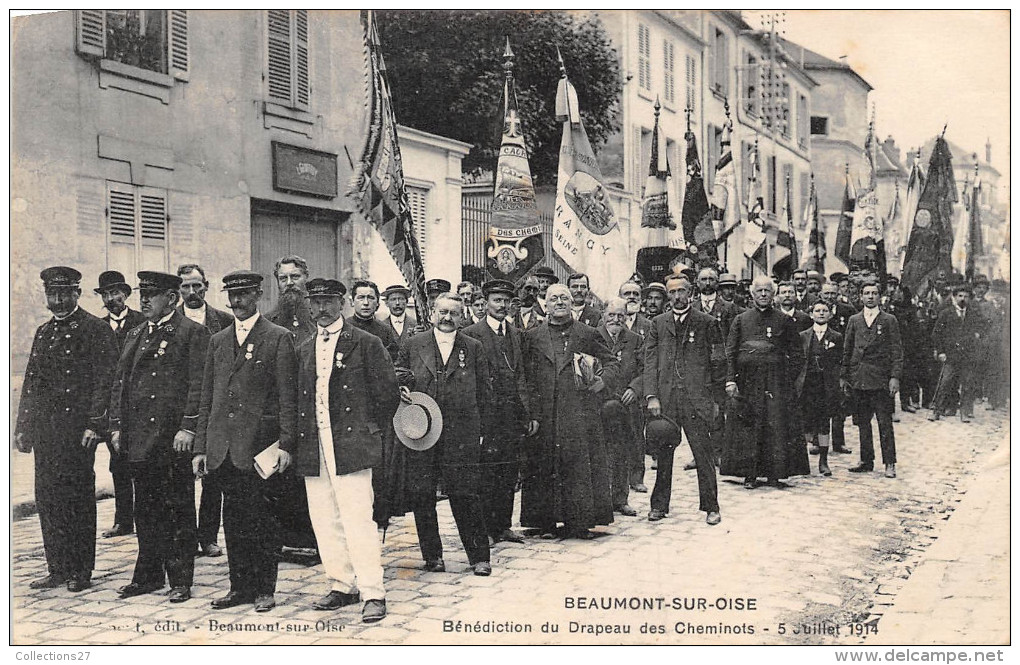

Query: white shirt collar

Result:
[433,328,457,345]
[318,315,344,338]
[672,306,691,321]
[235,311,261,344]
[863,306,880,324]
[149,310,175,328]
[701,294,716,305]
[109,308,129,322]
[390,312,405,324]
[813,323,828,337]
[486,314,506,333]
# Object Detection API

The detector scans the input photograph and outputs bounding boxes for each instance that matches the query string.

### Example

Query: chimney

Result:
[985,138,992,165]
[883,135,900,165]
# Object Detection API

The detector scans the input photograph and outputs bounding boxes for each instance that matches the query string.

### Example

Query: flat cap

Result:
[305,278,347,298]
[222,270,264,291]
[482,279,515,297]
[40,266,82,288]
[137,271,182,292]
[426,278,452,295]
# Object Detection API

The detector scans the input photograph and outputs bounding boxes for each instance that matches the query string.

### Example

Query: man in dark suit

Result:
[694,267,741,340]
[929,282,984,423]
[15,267,119,592]
[776,281,812,332]
[643,276,722,526]
[793,269,817,310]
[177,263,233,558]
[567,273,602,327]
[349,279,400,361]
[818,281,856,455]
[381,284,417,351]
[266,255,316,345]
[193,270,299,612]
[717,273,741,307]
[95,270,147,539]
[294,279,398,624]
[533,266,559,319]
[395,293,492,575]
[597,298,644,517]
[463,280,531,544]
[513,275,545,331]
[620,280,653,340]
[842,279,904,478]
[110,271,210,604]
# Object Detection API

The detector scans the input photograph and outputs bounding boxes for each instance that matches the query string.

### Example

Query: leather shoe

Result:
[254,594,276,612]
[960,414,972,423]
[567,528,595,540]
[683,461,697,471]
[630,483,648,493]
[832,446,853,454]
[168,587,191,603]
[423,559,446,573]
[473,562,492,576]
[102,524,133,538]
[29,574,66,589]
[808,445,820,455]
[119,582,163,598]
[497,529,524,543]
[615,504,638,517]
[647,509,666,522]
[902,404,918,413]
[200,543,223,557]
[706,511,721,526]
[743,478,757,490]
[362,599,387,623]
[848,463,874,473]
[211,591,255,610]
[67,577,91,592]
[927,410,940,421]
[885,464,897,479]
[314,590,360,610]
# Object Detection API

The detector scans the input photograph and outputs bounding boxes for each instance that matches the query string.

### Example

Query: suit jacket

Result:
[796,291,819,311]
[778,307,813,333]
[294,321,399,477]
[597,324,643,400]
[462,318,529,436]
[841,310,903,391]
[794,327,843,404]
[103,308,147,351]
[267,300,316,346]
[177,303,234,334]
[110,310,210,463]
[931,305,985,363]
[827,300,857,336]
[572,303,602,328]
[626,312,653,340]
[643,309,724,423]
[514,307,545,331]
[380,312,417,353]
[194,315,299,472]
[349,314,401,362]
[693,297,741,340]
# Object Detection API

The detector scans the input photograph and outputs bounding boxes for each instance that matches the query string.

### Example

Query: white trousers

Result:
[304,431,385,601]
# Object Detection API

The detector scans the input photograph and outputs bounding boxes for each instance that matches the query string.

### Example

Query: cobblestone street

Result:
[11,406,1009,646]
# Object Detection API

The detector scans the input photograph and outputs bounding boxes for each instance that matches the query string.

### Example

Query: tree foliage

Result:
[377,10,622,186]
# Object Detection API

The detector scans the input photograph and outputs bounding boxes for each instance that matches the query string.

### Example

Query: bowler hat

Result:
[305,278,347,298]
[644,415,682,450]
[393,392,443,451]
[222,270,264,291]
[382,284,411,298]
[137,271,182,293]
[534,266,559,283]
[40,266,82,288]
[95,270,132,295]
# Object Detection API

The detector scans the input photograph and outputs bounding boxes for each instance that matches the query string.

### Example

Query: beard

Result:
[276,290,304,317]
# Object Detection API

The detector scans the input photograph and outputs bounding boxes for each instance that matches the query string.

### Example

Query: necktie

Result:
[321,327,331,342]
[496,323,504,337]
[115,319,123,332]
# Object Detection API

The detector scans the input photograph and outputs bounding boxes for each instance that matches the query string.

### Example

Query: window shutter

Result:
[168,10,189,81]
[75,9,106,58]
[108,184,136,241]
[406,186,429,265]
[663,41,675,105]
[637,24,650,91]
[107,183,169,273]
[706,32,716,93]
[267,10,293,105]
[139,187,169,269]
[685,54,696,113]
[294,10,309,110]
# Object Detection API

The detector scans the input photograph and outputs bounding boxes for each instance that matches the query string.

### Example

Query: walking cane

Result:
[930,360,948,411]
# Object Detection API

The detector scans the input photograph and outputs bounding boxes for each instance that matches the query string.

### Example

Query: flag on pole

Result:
[710,101,738,241]
[551,51,623,299]
[349,10,430,319]
[968,174,984,278]
[800,174,825,272]
[742,135,767,267]
[681,126,716,262]
[951,176,970,275]
[635,98,685,284]
[901,132,957,294]
[485,38,544,285]
[844,114,885,272]
[898,156,925,258]
[833,166,857,268]
[772,175,798,279]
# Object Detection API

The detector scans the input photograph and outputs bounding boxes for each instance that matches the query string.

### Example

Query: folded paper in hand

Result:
[572,352,602,390]
[254,440,282,479]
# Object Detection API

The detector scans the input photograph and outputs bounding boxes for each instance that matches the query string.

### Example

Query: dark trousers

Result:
[130,456,196,588]
[601,399,636,508]
[197,472,224,546]
[479,434,520,537]
[35,446,96,581]
[652,401,719,514]
[831,415,846,447]
[933,359,976,417]
[214,457,281,597]
[412,490,489,566]
[853,389,897,465]
[108,443,134,528]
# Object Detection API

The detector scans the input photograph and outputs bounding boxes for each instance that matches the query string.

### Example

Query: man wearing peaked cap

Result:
[193,268,299,612]
[16,267,119,592]
[94,269,147,539]
[109,271,210,604]
[292,276,398,623]
[380,284,417,350]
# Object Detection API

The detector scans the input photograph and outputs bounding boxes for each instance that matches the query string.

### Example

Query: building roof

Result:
[919,136,1001,179]
[778,37,873,92]
[875,139,906,177]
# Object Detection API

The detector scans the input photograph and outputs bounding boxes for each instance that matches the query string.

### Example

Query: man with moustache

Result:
[597,298,644,518]
[463,280,531,544]
[929,282,983,423]
[642,282,667,318]
[293,278,397,623]
[514,275,545,331]
[817,282,857,455]
[193,271,299,612]
[717,273,741,307]
[110,271,209,604]
[533,266,559,318]
[395,293,492,574]
[693,267,741,339]
[95,270,146,539]
[619,281,652,339]
[267,255,316,345]
[643,276,722,525]
[177,263,233,558]
[349,279,400,362]
[776,281,813,332]
[567,273,602,327]
[381,284,417,351]
[15,267,119,592]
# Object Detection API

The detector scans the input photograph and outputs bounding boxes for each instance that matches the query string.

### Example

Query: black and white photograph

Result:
[8,8,1011,654]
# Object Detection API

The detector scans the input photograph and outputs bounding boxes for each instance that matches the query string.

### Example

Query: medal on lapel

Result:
[245,343,254,360]
[688,330,695,344]
[157,340,168,357]
[877,325,883,336]
[458,348,466,369]
[616,350,623,361]
[335,351,345,369]
[766,326,773,339]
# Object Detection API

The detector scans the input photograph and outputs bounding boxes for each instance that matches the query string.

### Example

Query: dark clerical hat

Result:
[382,284,411,298]
[645,415,681,450]
[306,278,347,298]
[137,271,183,293]
[94,270,132,295]
[40,266,82,288]
[534,266,559,283]
[482,279,516,297]
[426,279,451,295]
[222,270,264,292]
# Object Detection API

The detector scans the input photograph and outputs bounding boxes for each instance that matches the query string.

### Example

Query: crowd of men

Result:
[15,256,1009,625]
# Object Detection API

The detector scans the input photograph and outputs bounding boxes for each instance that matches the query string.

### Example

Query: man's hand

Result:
[399,386,413,404]
[725,383,739,398]
[938,353,947,363]
[840,378,850,394]
[587,376,605,394]
[193,454,207,478]
[173,430,195,454]
[526,420,540,437]
[621,388,636,406]
[888,377,900,397]
[81,428,100,449]
[277,449,292,474]
[14,432,31,454]
[110,430,122,454]
[646,396,662,417]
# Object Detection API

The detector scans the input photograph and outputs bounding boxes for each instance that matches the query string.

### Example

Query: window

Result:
[637,23,651,91]
[741,53,758,117]
[797,94,809,147]
[107,182,169,275]
[75,10,189,79]
[266,10,310,110]
[685,54,696,113]
[663,40,675,105]
[779,82,791,138]
[406,185,430,266]
[810,116,829,136]
[708,27,729,96]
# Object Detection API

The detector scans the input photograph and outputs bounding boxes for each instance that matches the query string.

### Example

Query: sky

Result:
[745,10,1010,185]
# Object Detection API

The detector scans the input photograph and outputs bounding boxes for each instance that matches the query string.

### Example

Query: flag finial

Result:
[941,123,948,138]
[654,96,661,116]
[556,45,566,78]
[684,104,692,133]
[503,37,515,81]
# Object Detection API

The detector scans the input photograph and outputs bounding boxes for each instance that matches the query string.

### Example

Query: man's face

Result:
[752,283,774,308]
[227,288,261,320]
[352,286,379,319]
[806,277,821,294]
[778,285,796,307]
[386,293,407,317]
[545,285,572,323]
[139,289,176,323]
[646,290,665,316]
[457,286,474,308]
[603,301,627,335]
[519,279,539,307]
[973,283,989,299]
[820,284,839,305]
[838,281,850,297]
[953,290,971,309]
[793,273,807,291]
[179,270,208,309]
[100,287,129,315]
[45,286,80,319]
[431,296,462,332]
[861,285,881,309]
[276,262,308,296]
[620,283,641,314]
[568,278,589,305]
[308,296,343,327]
[471,297,486,319]
[537,276,553,297]
[697,271,718,295]
[666,279,692,311]
[810,302,832,325]
[719,284,736,302]
[486,293,510,321]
